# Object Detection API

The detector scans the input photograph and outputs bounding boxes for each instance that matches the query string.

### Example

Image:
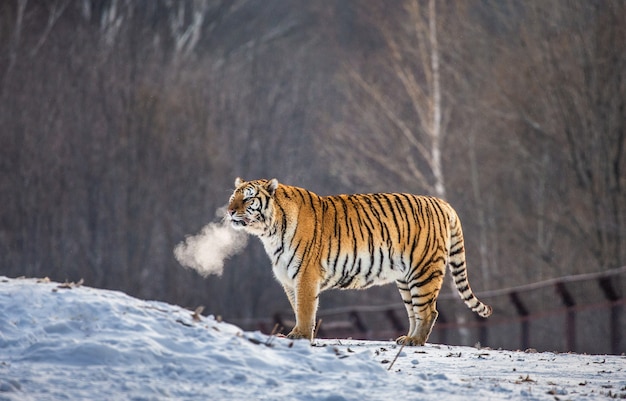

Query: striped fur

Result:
[227,178,492,345]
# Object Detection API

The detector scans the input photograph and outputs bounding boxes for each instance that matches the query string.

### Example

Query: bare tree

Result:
[491,1,626,272]
[1,0,27,94]
[325,0,447,198]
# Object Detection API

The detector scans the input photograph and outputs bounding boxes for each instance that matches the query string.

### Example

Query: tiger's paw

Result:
[395,335,426,346]
[286,329,312,341]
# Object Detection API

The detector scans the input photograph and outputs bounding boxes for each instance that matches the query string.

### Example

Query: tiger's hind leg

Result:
[395,267,445,346]
[396,280,416,341]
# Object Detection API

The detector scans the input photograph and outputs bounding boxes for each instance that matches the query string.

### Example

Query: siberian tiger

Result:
[227,178,492,345]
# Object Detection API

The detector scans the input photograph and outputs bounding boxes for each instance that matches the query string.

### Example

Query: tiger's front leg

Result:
[286,269,320,341]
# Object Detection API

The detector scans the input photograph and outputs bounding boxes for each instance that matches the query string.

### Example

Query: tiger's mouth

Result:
[230,215,253,228]
[231,218,248,227]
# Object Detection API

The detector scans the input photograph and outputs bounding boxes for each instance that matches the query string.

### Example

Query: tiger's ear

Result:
[234,177,245,187]
[267,178,279,196]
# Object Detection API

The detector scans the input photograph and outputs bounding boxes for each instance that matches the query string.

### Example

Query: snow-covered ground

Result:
[1,277,624,400]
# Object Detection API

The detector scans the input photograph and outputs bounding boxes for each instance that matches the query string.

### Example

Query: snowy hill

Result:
[1,277,624,400]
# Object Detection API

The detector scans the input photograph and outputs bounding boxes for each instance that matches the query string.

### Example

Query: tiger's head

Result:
[227,177,279,235]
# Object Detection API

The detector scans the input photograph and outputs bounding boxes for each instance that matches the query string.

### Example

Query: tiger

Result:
[227,177,492,346]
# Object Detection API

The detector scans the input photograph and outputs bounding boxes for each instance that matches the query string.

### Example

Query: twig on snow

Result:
[387,344,406,371]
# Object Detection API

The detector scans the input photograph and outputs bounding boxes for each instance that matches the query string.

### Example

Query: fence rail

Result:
[233,266,626,354]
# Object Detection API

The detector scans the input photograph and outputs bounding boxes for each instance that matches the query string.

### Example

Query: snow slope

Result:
[1,277,624,401]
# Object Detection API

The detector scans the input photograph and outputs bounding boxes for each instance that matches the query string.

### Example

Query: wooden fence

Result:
[235,266,625,354]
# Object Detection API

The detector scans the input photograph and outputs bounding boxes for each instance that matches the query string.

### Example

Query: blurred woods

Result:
[1,0,625,346]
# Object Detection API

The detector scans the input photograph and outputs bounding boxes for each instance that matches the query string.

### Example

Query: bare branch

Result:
[100,0,127,46]
[345,68,432,166]
[169,0,211,61]
[2,0,28,94]
[30,0,71,56]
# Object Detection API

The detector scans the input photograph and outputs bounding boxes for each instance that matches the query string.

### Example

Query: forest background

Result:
[1,0,625,351]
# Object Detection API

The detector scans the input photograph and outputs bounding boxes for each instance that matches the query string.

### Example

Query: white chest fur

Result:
[261,236,299,287]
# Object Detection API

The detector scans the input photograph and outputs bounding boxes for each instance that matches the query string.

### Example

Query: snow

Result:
[1,277,624,400]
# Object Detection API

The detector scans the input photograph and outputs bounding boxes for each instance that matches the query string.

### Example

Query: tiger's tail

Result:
[448,210,492,318]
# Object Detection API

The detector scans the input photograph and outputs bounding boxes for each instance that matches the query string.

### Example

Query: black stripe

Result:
[409,270,444,290]
[449,260,464,269]
[449,246,465,257]
[287,240,302,279]
[382,194,402,244]
[394,194,411,247]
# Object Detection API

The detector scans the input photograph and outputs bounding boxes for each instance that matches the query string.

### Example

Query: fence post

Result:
[598,277,622,354]
[555,282,576,352]
[509,291,529,350]
[273,312,288,334]
[437,311,447,345]
[385,308,405,335]
[475,313,488,347]
[349,311,368,334]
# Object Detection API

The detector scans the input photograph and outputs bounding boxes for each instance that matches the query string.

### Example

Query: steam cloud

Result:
[174,208,248,277]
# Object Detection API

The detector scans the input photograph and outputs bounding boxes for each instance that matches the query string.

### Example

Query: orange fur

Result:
[227,178,492,344]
